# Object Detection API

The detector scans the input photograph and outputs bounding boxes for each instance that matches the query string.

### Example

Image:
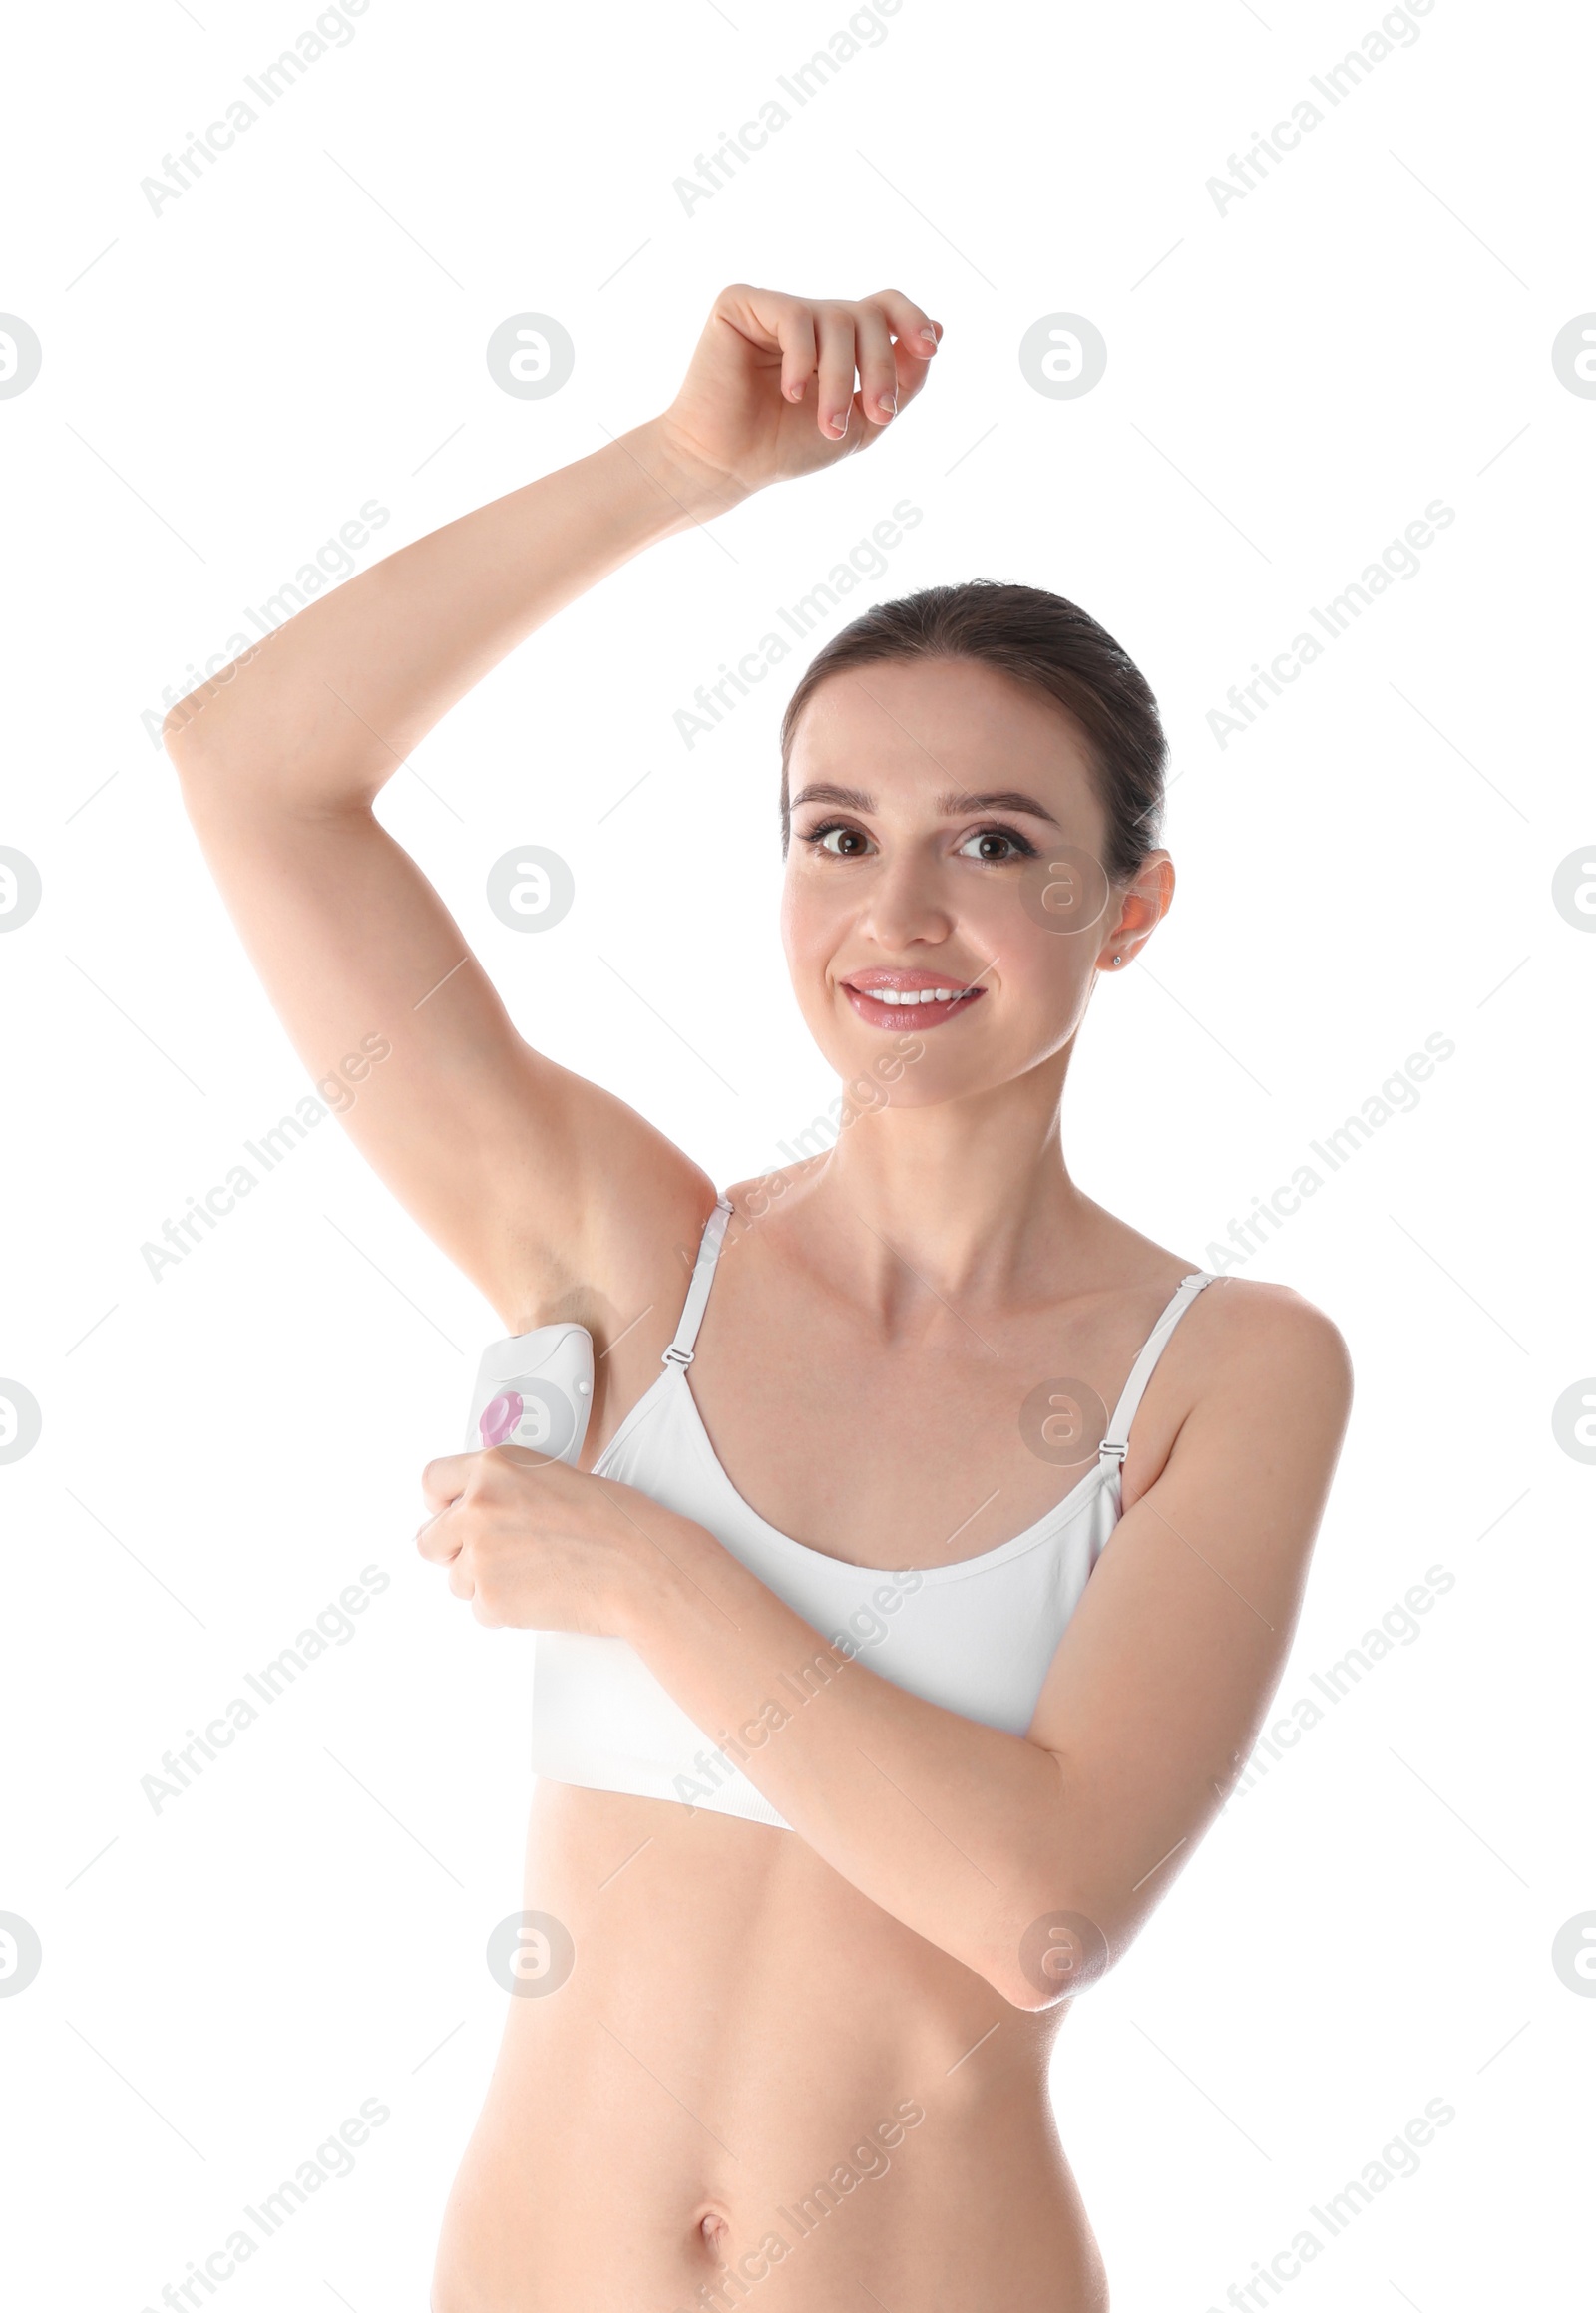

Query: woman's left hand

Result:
[415,1446,674,1634]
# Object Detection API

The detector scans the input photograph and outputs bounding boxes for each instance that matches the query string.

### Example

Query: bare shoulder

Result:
[1078,1200,1352,1425]
[1197,1271,1352,1364]
[1181,1271,1354,1461]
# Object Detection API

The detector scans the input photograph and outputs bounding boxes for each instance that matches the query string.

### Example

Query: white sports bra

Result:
[464,1198,1216,1831]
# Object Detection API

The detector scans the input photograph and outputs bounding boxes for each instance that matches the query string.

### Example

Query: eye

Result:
[956,824,1038,864]
[798,819,874,858]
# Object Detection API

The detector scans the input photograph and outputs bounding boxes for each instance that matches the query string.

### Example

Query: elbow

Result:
[984,1960,1072,2018]
[982,1959,1054,2016]
[162,706,202,782]
[162,633,274,782]
[162,682,227,784]
[980,1902,1115,2015]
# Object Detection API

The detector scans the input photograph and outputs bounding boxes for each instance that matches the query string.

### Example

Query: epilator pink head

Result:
[479,1390,524,1448]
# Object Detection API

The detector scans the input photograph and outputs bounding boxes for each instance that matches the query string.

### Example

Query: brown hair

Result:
[777,579,1167,885]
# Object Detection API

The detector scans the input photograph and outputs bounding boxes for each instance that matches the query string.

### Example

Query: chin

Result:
[812,1033,1008,1115]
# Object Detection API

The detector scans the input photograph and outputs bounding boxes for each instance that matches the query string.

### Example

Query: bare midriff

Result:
[431,1780,1109,2313]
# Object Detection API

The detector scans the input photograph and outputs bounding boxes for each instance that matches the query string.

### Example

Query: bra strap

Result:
[1098,1273,1215,1465]
[662,1197,735,1368]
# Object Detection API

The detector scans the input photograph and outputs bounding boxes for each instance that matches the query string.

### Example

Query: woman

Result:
[166,284,1351,2311]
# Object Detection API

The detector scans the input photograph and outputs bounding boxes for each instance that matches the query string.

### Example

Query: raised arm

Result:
[162,286,942,1336]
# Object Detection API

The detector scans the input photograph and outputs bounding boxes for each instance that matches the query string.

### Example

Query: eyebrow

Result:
[788,782,1064,830]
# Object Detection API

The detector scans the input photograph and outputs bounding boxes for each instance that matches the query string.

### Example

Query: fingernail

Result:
[880,393,897,416]
[919,327,937,342]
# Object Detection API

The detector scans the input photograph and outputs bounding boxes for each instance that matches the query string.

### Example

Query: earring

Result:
[1112,955,1124,967]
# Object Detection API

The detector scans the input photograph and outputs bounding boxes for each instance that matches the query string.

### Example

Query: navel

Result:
[694,2204,732,2261]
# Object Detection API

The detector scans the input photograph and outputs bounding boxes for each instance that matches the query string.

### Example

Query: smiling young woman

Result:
[164,284,1352,2311]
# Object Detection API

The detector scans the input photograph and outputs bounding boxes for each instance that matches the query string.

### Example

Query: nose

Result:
[857,848,956,954]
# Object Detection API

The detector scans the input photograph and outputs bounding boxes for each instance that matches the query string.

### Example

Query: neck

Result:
[787,1059,1107,1316]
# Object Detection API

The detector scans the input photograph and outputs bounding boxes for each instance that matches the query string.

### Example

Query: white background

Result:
[1,0,1591,2306]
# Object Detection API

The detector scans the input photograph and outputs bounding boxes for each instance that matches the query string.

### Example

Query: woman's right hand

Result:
[651,284,943,504]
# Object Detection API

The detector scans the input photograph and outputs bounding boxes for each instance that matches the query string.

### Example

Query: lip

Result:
[839,968,988,1031]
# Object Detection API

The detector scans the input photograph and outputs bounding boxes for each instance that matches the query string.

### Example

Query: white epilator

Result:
[463,1322,595,1467]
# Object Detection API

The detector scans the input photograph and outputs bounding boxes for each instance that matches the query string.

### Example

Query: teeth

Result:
[859,985,973,1004]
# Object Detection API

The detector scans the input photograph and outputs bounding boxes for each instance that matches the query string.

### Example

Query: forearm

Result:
[618,1509,1077,2011]
[164,418,742,807]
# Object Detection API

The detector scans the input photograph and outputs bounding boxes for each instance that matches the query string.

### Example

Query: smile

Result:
[840,976,987,1029]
